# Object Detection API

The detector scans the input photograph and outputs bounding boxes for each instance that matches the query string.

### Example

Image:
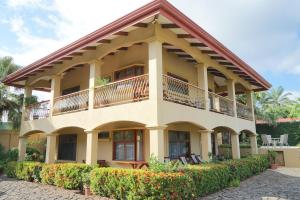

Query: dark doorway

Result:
[58,134,77,161]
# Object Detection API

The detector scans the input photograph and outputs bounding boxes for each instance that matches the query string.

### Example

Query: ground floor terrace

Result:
[19,121,258,166]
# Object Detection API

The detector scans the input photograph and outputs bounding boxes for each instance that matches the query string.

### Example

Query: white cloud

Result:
[287,91,300,100]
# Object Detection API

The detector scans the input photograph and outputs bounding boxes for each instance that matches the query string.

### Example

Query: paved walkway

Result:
[202,168,300,200]
[0,168,299,200]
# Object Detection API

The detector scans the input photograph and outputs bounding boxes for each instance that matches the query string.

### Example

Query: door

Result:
[58,134,77,161]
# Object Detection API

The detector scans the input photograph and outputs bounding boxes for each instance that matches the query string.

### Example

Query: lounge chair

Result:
[164,157,171,163]
[196,155,204,163]
[179,156,189,165]
[191,154,199,164]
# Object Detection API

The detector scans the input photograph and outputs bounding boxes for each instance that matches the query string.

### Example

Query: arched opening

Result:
[51,126,86,163]
[212,126,239,160]
[166,121,206,160]
[92,121,146,167]
[240,129,258,156]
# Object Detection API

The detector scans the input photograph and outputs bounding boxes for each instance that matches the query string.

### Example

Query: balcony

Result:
[24,74,253,121]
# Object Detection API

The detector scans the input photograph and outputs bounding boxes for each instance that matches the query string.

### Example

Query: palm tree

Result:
[0,56,20,79]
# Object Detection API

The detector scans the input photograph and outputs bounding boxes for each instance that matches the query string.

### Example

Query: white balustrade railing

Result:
[53,89,89,115]
[25,100,50,121]
[162,75,205,109]
[94,74,149,108]
[208,92,234,116]
[237,102,253,120]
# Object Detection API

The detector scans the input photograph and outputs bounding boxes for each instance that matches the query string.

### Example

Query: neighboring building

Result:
[2,0,271,166]
[0,122,18,152]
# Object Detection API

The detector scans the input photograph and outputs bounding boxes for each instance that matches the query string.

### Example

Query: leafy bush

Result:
[0,144,6,161]
[6,148,18,162]
[25,147,44,162]
[90,168,195,200]
[148,155,184,173]
[15,161,43,182]
[5,161,17,177]
[41,163,94,189]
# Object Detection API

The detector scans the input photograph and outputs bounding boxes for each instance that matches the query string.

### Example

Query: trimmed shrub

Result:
[15,161,43,182]
[5,161,17,178]
[40,163,94,189]
[90,168,195,200]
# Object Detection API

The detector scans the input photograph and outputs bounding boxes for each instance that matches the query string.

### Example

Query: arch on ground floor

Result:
[91,120,146,131]
[23,129,47,137]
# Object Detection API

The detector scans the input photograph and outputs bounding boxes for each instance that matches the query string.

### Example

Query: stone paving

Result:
[0,168,299,200]
[202,168,300,200]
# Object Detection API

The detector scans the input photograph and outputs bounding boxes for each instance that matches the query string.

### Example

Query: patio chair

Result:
[266,135,273,146]
[190,154,199,164]
[278,134,289,146]
[196,155,204,163]
[179,156,189,165]
[261,134,272,146]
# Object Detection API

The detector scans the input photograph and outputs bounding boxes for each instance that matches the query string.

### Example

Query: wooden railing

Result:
[24,100,50,121]
[237,102,253,120]
[208,92,234,116]
[94,74,149,108]
[162,75,205,109]
[53,89,89,115]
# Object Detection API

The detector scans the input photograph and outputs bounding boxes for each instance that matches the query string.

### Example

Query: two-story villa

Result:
[2,0,271,166]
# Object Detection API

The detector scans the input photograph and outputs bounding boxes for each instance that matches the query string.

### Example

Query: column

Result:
[200,130,212,161]
[250,135,258,154]
[196,64,209,110]
[45,134,57,163]
[18,136,27,161]
[148,41,163,122]
[49,75,61,115]
[227,79,237,117]
[246,90,255,120]
[21,86,32,121]
[231,133,241,159]
[88,60,101,110]
[148,126,166,162]
[85,130,98,165]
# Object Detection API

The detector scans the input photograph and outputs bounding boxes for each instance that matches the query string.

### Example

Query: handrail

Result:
[94,74,149,108]
[208,92,234,116]
[54,89,89,100]
[236,102,253,120]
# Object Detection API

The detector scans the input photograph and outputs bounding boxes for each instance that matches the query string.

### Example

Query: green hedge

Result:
[40,163,94,189]
[90,168,194,200]
[4,155,269,199]
[256,121,300,146]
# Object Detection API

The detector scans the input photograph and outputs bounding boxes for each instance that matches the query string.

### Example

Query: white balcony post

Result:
[246,90,255,120]
[49,75,61,116]
[200,130,212,161]
[250,135,258,154]
[147,126,166,162]
[45,134,57,163]
[227,79,237,117]
[88,60,101,110]
[18,136,27,161]
[196,64,209,110]
[148,41,163,121]
[21,86,32,121]
[231,133,241,159]
[85,130,98,165]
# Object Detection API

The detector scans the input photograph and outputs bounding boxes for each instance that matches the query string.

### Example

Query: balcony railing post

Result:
[246,90,254,121]
[88,60,102,110]
[227,79,237,117]
[196,64,209,111]
[50,75,61,116]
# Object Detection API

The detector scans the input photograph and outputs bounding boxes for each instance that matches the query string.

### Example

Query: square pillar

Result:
[18,136,27,161]
[200,130,212,161]
[227,79,237,117]
[196,64,209,110]
[147,126,166,162]
[49,75,61,115]
[246,90,255,120]
[148,41,163,123]
[231,133,240,159]
[85,130,98,165]
[45,134,57,163]
[88,60,101,110]
[250,135,258,154]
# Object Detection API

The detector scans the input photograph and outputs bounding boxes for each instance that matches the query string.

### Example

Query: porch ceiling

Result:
[2,0,271,92]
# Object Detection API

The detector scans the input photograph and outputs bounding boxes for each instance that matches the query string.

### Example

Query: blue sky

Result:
[1,0,300,99]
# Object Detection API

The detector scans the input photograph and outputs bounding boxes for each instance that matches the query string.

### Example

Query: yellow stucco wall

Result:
[0,131,18,151]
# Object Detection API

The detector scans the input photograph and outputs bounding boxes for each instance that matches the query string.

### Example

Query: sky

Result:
[0,0,300,100]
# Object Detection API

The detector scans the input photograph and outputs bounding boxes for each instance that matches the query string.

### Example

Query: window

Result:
[113,130,144,161]
[62,86,80,95]
[114,65,144,81]
[58,134,77,161]
[167,72,189,95]
[98,131,110,140]
[168,131,190,159]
